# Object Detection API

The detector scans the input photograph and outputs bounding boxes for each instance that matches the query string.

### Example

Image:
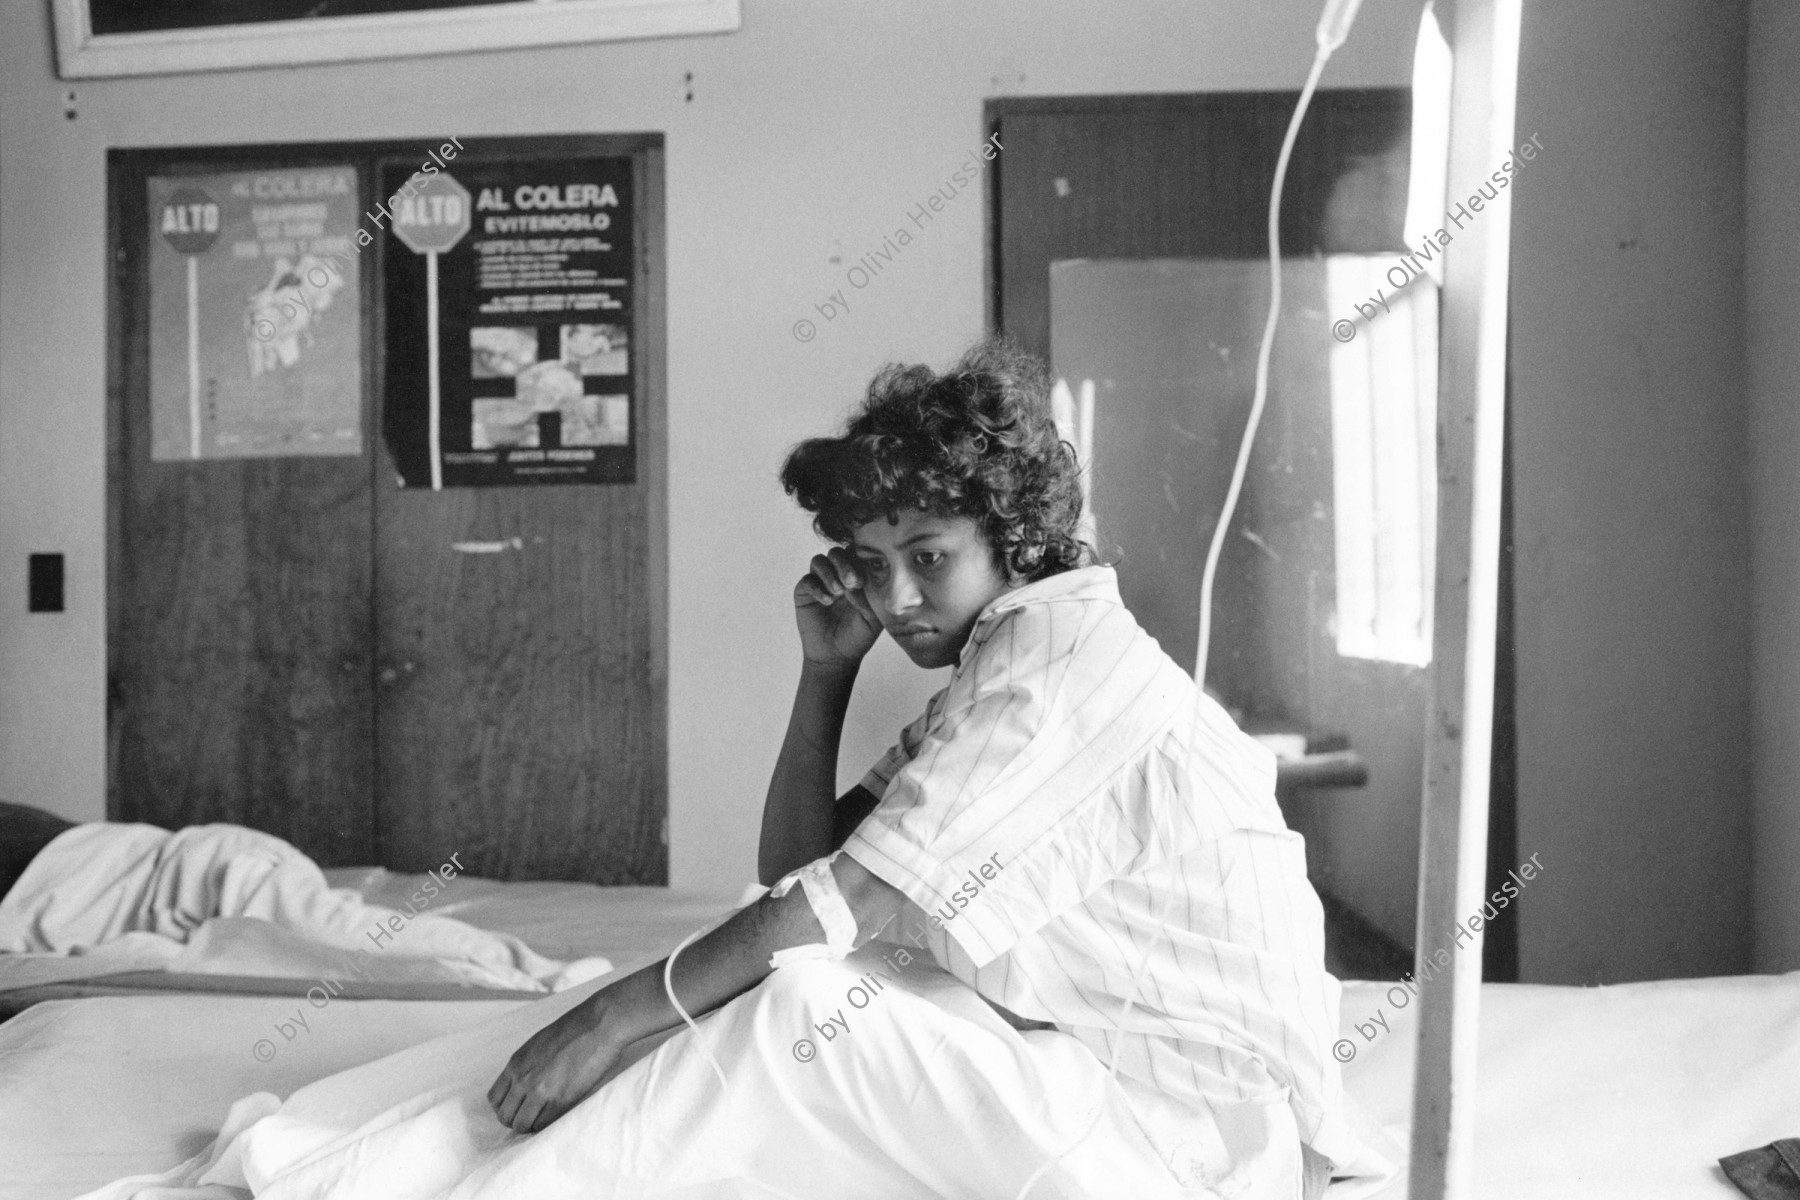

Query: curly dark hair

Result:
[780,334,1089,582]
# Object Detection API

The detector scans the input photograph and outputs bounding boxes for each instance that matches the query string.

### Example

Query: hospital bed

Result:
[2,904,1793,1200]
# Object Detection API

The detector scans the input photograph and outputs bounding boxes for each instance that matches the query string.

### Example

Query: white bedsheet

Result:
[68,941,1405,1200]
[1335,971,1800,1199]
[325,869,750,967]
[0,824,612,993]
[0,992,526,1200]
[8,934,1794,1199]
[0,887,740,1200]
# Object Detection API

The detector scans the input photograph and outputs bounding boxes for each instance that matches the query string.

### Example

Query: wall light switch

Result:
[28,554,64,613]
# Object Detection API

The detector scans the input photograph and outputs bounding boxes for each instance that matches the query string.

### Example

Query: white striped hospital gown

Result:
[840,564,1366,1186]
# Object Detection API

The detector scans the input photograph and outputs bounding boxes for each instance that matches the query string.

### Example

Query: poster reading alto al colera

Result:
[147,167,364,461]
[381,155,634,488]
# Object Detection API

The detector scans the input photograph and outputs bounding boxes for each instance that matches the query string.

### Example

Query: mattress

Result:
[4,960,1795,1198]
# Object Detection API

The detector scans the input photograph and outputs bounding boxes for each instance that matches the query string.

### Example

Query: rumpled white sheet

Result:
[0,823,609,993]
[72,942,1393,1200]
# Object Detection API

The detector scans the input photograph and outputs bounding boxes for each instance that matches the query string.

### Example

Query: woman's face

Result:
[847,511,1016,669]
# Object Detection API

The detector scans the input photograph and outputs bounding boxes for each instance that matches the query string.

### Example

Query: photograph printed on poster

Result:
[560,323,628,376]
[467,328,629,450]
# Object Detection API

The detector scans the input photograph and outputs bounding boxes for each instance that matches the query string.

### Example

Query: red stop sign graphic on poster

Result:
[391,173,472,255]
[159,186,220,255]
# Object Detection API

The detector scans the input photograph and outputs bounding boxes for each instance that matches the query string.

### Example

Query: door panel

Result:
[371,481,665,883]
[369,140,667,885]
[108,154,376,865]
[111,461,376,864]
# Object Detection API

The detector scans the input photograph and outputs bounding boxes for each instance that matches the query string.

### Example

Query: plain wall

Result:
[1746,0,1800,973]
[0,0,1421,895]
[1509,0,1756,982]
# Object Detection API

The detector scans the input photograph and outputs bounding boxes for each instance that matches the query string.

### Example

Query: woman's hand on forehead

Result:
[794,547,882,668]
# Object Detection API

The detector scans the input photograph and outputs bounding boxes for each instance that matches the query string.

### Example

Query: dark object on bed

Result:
[0,802,76,906]
[1722,1138,1800,1199]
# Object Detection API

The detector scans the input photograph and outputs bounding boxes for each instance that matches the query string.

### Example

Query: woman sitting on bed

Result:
[488,335,1377,1198]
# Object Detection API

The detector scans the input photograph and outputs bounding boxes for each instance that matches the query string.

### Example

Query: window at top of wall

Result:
[1326,255,1438,667]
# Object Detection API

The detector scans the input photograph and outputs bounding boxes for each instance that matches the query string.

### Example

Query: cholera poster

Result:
[382,154,634,488]
[147,167,364,461]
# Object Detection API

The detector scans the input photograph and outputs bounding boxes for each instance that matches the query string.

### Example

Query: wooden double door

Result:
[105,137,666,884]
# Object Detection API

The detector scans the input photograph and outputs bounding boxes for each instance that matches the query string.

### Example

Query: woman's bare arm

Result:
[758,660,858,885]
[488,850,908,1132]
[758,548,883,885]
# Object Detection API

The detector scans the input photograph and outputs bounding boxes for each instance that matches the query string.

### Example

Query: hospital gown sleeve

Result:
[856,696,941,802]
[842,600,1194,968]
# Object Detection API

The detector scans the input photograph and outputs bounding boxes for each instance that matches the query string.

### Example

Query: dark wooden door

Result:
[108,149,378,867]
[107,139,666,883]
[368,140,667,885]
[370,481,666,882]
[109,404,379,869]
